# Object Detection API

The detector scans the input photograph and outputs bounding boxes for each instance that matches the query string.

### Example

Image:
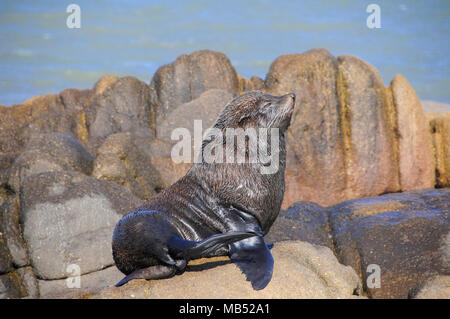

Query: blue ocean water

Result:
[0,0,449,106]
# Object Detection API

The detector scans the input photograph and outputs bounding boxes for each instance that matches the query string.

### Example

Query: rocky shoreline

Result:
[0,49,449,299]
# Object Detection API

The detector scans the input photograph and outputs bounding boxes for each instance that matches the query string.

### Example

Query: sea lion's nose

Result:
[289,93,296,100]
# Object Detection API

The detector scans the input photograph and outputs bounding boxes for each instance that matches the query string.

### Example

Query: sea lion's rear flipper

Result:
[114,264,178,287]
[229,236,274,290]
[168,231,258,260]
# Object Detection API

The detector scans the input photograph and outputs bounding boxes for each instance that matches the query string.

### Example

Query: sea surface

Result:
[0,0,449,106]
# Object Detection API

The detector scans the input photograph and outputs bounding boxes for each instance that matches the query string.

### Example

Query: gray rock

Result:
[137,138,192,190]
[0,153,16,171]
[92,132,165,199]
[0,270,27,299]
[265,201,333,250]
[16,266,39,298]
[0,217,14,274]
[19,171,143,280]
[38,265,123,299]
[328,188,450,298]
[150,50,239,123]
[86,76,154,140]
[156,89,233,142]
[0,196,29,267]
[8,133,94,192]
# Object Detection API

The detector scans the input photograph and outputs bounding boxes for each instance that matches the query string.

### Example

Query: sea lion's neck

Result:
[187,131,287,232]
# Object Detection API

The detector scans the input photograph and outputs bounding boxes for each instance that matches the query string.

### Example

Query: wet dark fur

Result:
[112,91,295,289]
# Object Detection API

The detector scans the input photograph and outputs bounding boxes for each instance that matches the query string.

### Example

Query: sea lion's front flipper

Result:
[168,231,258,260]
[229,236,274,290]
[114,264,177,287]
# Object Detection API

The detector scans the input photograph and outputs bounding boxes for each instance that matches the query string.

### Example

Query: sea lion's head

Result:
[214,91,296,132]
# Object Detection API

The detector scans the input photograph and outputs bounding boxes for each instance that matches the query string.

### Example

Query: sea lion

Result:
[112,90,296,290]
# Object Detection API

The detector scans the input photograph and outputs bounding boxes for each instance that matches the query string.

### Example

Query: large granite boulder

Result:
[390,74,435,190]
[265,49,347,208]
[336,55,400,199]
[92,132,165,199]
[19,171,143,280]
[85,76,154,143]
[428,114,450,187]
[328,189,450,298]
[91,241,364,299]
[149,50,239,123]
[265,201,332,250]
[8,133,94,192]
[265,49,438,208]
[156,89,233,142]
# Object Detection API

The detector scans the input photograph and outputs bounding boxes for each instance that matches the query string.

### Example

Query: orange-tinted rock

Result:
[337,55,400,199]
[429,114,450,187]
[238,74,264,93]
[390,74,435,190]
[0,94,66,155]
[265,49,347,208]
[93,75,119,95]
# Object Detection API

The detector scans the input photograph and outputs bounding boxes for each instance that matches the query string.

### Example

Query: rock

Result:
[238,74,264,93]
[156,89,233,142]
[0,75,121,161]
[93,75,119,95]
[390,74,435,190]
[0,270,27,299]
[0,153,16,171]
[8,133,94,192]
[38,266,123,299]
[92,132,165,199]
[0,196,29,267]
[265,201,333,250]
[0,169,13,207]
[412,276,450,299]
[59,75,119,145]
[86,76,154,141]
[16,267,39,298]
[91,241,364,299]
[429,114,450,187]
[328,189,450,299]
[19,171,143,280]
[336,54,400,199]
[59,88,94,113]
[0,215,14,274]
[265,49,347,208]
[0,94,66,155]
[150,50,239,123]
[155,88,233,166]
[139,138,192,188]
